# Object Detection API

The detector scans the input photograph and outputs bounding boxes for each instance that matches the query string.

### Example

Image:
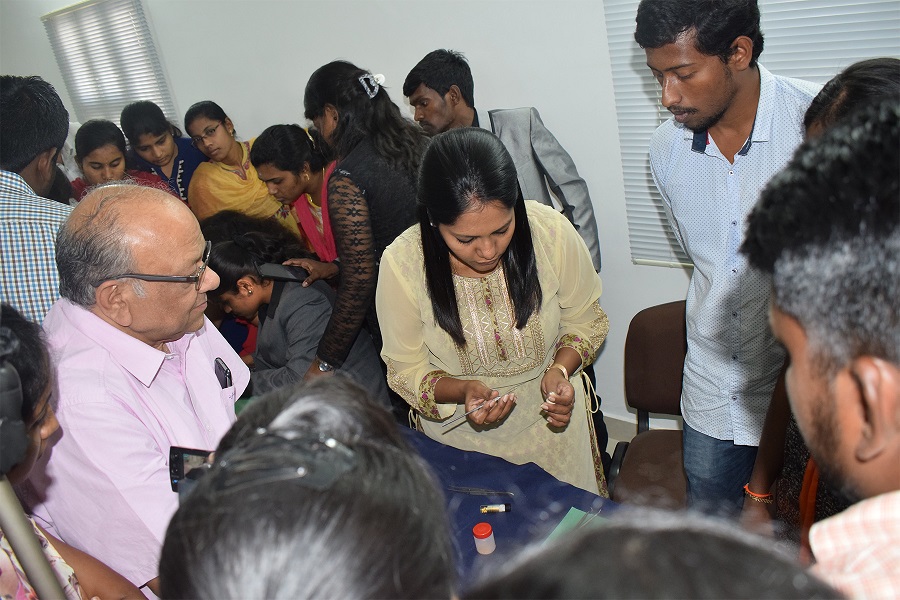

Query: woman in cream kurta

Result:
[377,201,609,495]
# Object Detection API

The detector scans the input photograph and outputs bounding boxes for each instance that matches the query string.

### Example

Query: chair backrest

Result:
[624,300,687,419]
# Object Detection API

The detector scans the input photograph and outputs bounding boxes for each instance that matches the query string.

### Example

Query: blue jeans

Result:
[682,422,758,517]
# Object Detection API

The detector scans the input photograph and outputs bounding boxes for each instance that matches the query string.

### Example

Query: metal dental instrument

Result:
[441,402,488,428]
[441,389,515,429]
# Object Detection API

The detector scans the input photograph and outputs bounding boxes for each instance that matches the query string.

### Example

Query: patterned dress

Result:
[377,202,609,495]
[0,518,83,599]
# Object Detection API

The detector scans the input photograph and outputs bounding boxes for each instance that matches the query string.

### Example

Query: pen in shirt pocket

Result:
[214,357,232,389]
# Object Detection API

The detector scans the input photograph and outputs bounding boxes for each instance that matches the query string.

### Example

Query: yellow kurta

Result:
[187,138,300,237]
[377,202,609,495]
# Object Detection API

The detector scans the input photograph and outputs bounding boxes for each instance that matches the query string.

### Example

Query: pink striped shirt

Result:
[810,490,900,599]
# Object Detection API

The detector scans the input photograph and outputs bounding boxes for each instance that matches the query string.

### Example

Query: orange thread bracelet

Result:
[743,483,774,504]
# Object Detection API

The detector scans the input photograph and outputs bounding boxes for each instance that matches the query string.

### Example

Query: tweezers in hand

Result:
[441,389,515,429]
[441,402,488,428]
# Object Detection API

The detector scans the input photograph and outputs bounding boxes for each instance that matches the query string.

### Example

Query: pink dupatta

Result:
[292,161,338,262]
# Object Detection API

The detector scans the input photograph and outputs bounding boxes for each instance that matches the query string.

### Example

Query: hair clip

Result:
[214,433,357,493]
[303,127,316,149]
[358,73,385,99]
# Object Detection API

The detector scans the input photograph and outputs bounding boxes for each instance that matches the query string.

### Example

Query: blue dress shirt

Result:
[649,65,820,446]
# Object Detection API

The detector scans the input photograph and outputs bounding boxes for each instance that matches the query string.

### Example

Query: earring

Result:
[247,288,253,296]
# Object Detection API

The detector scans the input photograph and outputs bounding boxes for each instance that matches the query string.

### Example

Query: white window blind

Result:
[603,0,900,268]
[42,0,175,126]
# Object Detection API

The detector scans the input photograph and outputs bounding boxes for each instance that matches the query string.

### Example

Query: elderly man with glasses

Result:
[25,183,249,598]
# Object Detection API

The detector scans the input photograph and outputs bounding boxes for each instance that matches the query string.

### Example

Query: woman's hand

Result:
[540,367,575,427]
[463,380,516,426]
[282,258,339,287]
[303,359,336,382]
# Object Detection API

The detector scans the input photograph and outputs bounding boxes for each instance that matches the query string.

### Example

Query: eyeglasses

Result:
[96,241,212,290]
[191,122,222,147]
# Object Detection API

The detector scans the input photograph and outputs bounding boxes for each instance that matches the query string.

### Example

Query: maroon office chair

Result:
[607,300,688,509]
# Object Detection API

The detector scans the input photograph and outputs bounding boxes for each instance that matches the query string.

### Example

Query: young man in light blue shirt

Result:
[635,0,820,515]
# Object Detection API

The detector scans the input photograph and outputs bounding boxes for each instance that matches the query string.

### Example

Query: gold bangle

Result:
[745,494,774,504]
[545,362,569,379]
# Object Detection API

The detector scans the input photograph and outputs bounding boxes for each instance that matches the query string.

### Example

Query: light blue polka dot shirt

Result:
[649,65,820,446]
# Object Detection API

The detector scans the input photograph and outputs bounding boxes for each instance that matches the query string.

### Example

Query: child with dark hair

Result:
[120,100,207,203]
[201,212,388,404]
[71,119,171,202]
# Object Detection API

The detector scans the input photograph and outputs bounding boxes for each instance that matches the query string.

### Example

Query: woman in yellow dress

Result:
[376,128,609,495]
[184,101,300,239]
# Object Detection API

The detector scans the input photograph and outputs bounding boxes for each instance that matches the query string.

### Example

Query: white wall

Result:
[0,0,690,426]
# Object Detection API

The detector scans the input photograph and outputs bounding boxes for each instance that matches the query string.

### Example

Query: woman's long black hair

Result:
[418,127,541,346]
[249,124,332,173]
[303,60,428,176]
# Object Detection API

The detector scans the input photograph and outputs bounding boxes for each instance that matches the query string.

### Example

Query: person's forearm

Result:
[433,377,475,404]
[41,527,144,600]
[548,346,582,379]
[316,277,374,366]
[318,175,377,366]
[747,362,791,493]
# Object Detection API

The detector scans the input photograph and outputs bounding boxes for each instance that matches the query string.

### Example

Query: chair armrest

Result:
[607,440,629,496]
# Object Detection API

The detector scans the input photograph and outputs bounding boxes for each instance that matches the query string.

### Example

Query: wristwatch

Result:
[317,358,335,373]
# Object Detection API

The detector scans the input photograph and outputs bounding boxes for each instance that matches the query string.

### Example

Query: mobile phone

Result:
[169,446,214,493]
[215,357,232,389]
[257,263,309,282]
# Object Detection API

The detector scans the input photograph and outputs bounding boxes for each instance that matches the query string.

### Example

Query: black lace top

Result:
[317,137,418,366]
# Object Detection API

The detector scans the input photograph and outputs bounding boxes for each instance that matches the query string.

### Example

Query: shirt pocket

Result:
[220,385,237,408]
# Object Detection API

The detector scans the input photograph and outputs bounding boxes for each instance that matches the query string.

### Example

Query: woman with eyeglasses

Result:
[184,101,301,239]
[71,119,173,202]
[298,60,428,387]
[120,100,207,203]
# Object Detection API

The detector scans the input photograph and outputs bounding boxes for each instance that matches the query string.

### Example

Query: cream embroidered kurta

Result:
[377,202,609,494]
